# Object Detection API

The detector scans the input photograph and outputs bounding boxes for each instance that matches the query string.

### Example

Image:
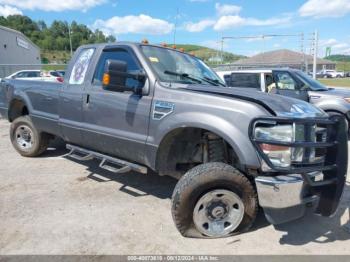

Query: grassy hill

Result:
[325,54,350,62]
[40,44,245,65]
[324,54,350,72]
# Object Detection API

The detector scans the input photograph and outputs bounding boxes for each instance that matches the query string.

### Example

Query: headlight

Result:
[254,123,319,169]
[344,98,350,103]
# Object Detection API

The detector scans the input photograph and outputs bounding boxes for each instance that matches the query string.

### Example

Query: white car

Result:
[4,70,64,83]
[319,70,344,78]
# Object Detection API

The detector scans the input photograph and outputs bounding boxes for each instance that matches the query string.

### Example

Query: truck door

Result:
[58,48,95,144]
[272,71,309,102]
[81,47,152,165]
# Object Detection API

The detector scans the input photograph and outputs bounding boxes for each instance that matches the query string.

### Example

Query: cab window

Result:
[225,73,260,89]
[275,72,298,90]
[93,49,144,89]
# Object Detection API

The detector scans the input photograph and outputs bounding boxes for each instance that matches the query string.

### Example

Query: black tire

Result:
[10,116,49,157]
[171,162,258,238]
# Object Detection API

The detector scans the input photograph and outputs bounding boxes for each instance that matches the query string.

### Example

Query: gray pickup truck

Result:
[0,42,348,239]
[217,69,350,131]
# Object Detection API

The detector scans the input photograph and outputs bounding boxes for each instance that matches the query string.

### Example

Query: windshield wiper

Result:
[164,70,202,84]
[203,77,226,87]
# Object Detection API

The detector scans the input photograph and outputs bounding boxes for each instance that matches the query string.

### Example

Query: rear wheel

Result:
[10,116,49,157]
[171,162,258,238]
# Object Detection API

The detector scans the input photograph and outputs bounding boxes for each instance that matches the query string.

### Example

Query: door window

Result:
[93,49,143,89]
[275,72,298,90]
[27,71,40,77]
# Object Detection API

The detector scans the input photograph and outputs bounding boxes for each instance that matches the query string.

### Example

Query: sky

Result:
[0,0,350,57]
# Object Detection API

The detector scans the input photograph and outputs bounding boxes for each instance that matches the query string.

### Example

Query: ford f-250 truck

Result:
[0,42,348,238]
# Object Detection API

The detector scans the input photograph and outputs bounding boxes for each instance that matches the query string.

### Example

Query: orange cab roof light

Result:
[142,39,149,44]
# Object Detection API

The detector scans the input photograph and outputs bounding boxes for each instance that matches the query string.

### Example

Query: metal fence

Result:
[0,64,67,78]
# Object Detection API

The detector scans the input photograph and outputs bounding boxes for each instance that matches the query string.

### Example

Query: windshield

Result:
[141,45,226,86]
[294,70,328,91]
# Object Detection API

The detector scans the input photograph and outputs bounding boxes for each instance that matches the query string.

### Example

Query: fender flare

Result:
[149,111,261,170]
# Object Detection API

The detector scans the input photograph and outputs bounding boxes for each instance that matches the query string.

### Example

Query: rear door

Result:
[58,47,95,144]
[81,46,152,164]
[272,71,309,101]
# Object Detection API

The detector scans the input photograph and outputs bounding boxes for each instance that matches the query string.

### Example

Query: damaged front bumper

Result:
[251,115,348,225]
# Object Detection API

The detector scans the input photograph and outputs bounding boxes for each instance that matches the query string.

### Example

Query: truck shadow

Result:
[41,140,350,243]
[274,182,350,245]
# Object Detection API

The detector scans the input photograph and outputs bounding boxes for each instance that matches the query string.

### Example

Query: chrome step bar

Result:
[65,144,147,174]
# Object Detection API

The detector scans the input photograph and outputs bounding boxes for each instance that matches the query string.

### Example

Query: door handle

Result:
[45,96,53,101]
[85,94,90,104]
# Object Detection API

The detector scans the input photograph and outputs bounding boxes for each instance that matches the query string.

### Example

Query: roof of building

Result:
[232,49,335,66]
[0,25,40,51]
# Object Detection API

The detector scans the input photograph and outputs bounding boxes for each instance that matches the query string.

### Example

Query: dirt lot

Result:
[0,118,349,255]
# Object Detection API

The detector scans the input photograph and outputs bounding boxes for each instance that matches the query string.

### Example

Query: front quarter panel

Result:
[146,85,271,170]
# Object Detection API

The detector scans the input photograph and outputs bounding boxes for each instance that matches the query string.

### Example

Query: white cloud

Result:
[0,4,22,17]
[215,3,241,16]
[299,0,350,18]
[184,19,215,32]
[0,0,105,12]
[92,14,174,35]
[213,15,291,31]
[201,39,229,49]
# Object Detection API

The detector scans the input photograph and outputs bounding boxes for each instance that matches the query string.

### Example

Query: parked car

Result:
[5,70,42,81]
[0,43,348,239]
[56,70,66,76]
[217,68,350,132]
[43,71,64,82]
[319,70,344,78]
[4,70,63,83]
[316,71,332,78]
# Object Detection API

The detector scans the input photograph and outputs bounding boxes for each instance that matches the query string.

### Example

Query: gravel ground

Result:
[0,118,349,255]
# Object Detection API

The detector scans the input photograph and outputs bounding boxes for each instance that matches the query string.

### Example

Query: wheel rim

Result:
[193,189,244,237]
[15,125,34,151]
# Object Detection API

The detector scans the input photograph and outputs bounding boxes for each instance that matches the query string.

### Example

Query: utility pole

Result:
[300,33,306,71]
[312,30,318,80]
[68,24,73,57]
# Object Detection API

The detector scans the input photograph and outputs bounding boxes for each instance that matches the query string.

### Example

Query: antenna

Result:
[173,8,179,46]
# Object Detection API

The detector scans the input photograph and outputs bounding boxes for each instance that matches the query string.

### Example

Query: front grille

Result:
[249,116,346,176]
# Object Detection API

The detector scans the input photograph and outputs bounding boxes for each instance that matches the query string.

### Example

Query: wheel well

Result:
[8,99,29,122]
[156,127,239,179]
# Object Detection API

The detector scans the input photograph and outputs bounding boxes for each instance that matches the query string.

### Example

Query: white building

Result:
[0,25,41,78]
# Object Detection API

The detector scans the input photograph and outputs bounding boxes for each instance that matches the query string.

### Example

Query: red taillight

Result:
[56,77,64,83]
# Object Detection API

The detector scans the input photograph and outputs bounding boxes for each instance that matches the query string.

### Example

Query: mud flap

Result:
[315,115,348,216]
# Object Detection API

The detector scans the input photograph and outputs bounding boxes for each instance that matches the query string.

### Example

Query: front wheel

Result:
[171,162,258,238]
[10,116,49,157]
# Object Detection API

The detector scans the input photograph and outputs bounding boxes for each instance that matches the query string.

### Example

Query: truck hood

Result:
[310,88,350,98]
[185,85,327,118]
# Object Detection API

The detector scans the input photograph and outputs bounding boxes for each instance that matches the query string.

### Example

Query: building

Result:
[0,25,41,78]
[214,49,336,72]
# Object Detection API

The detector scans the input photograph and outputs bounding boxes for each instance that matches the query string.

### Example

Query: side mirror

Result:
[103,59,146,93]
